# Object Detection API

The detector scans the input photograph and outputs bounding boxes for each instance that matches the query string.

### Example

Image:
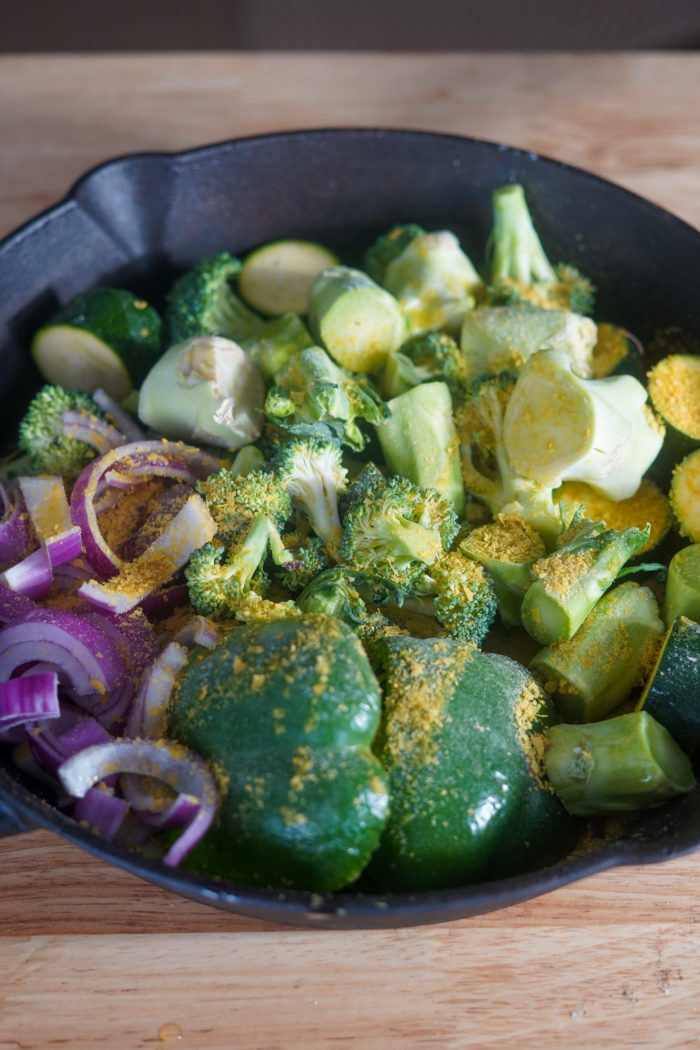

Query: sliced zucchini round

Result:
[647,354,700,474]
[31,288,163,398]
[664,543,700,626]
[670,447,700,541]
[238,240,338,316]
[553,478,672,555]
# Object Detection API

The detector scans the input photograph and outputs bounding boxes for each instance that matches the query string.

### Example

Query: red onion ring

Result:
[61,408,126,453]
[58,738,218,866]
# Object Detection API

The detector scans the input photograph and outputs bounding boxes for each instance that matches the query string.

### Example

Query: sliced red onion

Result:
[70,439,224,578]
[120,484,192,561]
[133,789,200,831]
[0,671,60,731]
[27,715,113,778]
[173,615,221,651]
[0,480,35,572]
[0,608,128,697]
[138,583,189,621]
[62,408,126,453]
[92,388,145,443]
[78,493,216,615]
[16,475,82,569]
[0,546,53,599]
[73,787,130,841]
[58,738,218,866]
[0,583,36,624]
[126,642,188,739]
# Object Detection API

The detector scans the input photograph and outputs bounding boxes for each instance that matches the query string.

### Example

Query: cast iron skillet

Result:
[1,129,699,929]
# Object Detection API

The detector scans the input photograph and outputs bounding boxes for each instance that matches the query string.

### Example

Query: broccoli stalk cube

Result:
[544,711,695,817]
[377,381,466,514]
[521,518,651,645]
[530,581,664,722]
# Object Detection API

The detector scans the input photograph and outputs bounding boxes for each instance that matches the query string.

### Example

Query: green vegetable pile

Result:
[16,181,700,896]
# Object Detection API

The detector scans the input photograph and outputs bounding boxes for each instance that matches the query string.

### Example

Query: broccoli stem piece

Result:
[377,381,466,514]
[460,514,546,626]
[521,519,651,645]
[530,582,664,722]
[242,312,315,384]
[544,711,695,816]
[490,184,557,287]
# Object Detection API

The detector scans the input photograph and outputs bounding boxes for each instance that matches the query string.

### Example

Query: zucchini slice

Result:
[590,323,644,381]
[31,288,163,399]
[238,240,338,316]
[647,354,700,469]
[670,448,700,541]
[553,478,672,555]
[664,543,700,625]
[637,615,700,754]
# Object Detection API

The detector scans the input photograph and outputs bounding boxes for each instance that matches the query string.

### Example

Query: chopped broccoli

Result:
[520,517,652,644]
[196,466,292,543]
[274,532,332,594]
[364,223,427,286]
[453,372,563,546]
[185,510,295,620]
[378,330,468,399]
[460,514,546,626]
[460,304,598,383]
[487,184,596,315]
[297,567,406,641]
[502,348,665,500]
[376,229,484,335]
[18,384,103,482]
[164,252,264,345]
[271,436,348,551]
[241,312,315,385]
[264,345,389,450]
[411,551,498,645]
[339,462,387,522]
[338,474,458,589]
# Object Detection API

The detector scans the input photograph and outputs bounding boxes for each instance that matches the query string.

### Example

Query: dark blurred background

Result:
[3,0,700,51]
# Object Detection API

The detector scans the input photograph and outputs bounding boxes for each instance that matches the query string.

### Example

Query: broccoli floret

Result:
[271,437,348,551]
[487,184,596,315]
[368,227,483,336]
[339,462,387,523]
[164,252,264,345]
[18,384,103,482]
[453,372,563,547]
[274,533,332,594]
[364,224,426,286]
[297,567,406,641]
[521,517,653,644]
[185,510,295,621]
[264,345,389,451]
[378,331,468,399]
[413,551,498,646]
[197,466,292,541]
[338,475,458,589]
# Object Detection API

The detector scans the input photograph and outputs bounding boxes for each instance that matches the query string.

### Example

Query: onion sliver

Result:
[73,787,130,841]
[0,672,60,731]
[58,738,218,866]
[17,475,83,570]
[92,389,145,444]
[173,615,221,651]
[0,480,34,572]
[70,439,224,578]
[0,546,53,599]
[62,409,126,453]
[0,609,128,697]
[127,642,188,739]
[0,583,37,624]
[78,493,216,615]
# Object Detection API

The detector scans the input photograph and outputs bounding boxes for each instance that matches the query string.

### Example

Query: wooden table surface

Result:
[1,51,699,1050]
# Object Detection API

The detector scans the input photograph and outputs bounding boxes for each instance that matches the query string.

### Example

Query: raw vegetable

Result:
[544,711,695,816]
[636,616,700,754]
[238,239,339,316]
[530,581,664,723]
[670,448,700,541]
[167,615,389,892]
[664,543,700,625]
[31,288,163,398]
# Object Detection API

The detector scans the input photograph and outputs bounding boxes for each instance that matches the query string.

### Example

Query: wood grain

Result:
[1,51,700,1050]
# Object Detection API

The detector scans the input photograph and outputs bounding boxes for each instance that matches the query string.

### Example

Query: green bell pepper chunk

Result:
[366,635,578,892]
[167,614,389,893]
